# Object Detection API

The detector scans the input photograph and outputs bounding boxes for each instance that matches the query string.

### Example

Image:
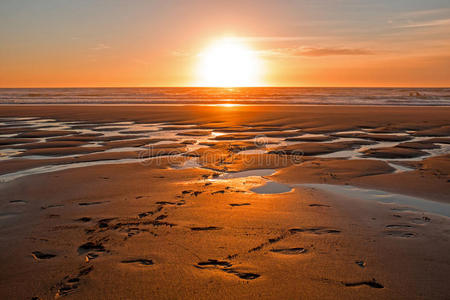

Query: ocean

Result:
[0,87,449,106]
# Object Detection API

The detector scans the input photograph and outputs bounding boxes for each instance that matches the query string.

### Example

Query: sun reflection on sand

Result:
[204,103,242,107]
[219,103,239,107]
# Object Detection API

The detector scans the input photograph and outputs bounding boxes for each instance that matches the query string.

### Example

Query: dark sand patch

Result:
[14,130,77,139]
[272,159,394,184]
[176,130,211,136]
[48,134,145,142]
[214,133,258,140]
[12,141,88,149]
[269,141,374,156]
[414,125,450,137]
[0,138,40,146]
[101,138,167,148]
[425,137,450,144]
[16,146,107,157]
[333,132,411,142]
[300,124,359,134]
[397,141,440,150]
[286,135,335,142]
[362,147,427,159]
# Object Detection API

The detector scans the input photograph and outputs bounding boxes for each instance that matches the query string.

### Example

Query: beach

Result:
[0,105,449,299]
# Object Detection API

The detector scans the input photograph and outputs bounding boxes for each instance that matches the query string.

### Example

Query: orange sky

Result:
[1,0,449,87]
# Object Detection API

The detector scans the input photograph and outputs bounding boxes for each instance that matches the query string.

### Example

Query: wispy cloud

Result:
[172,50,191,57]
[397,18,450,28]
[172,41,375,58]
[260,46,374,57]
[91,43,110,51]
[400,8,450,18]
[233,36,307,42]
[392,8,450,29]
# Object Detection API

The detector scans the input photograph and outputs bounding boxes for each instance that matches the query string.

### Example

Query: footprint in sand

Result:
[121,259,154,266]
[197,259,232,267]
[77,242,105,254]
[40,204,64,210]
[75,217,92,222]
[190,226,222,231]
[78,201,107,206]
[343,278,384,289]
[229,203,251,207]
[195,259,260,280]
[385,224,413,229]
[155,214,168,220]
[309,204,330,208]
[384,224,417,238]
[97,218,116,228]
[32,251,56,260]
[55,265,94,298]
[289,227,341,235]
[9,200,27,205]
[155,201,176,205]
[222,269,260,280]
[384,230,417,238]
[355,260,366,268]
[410,216,431,224]
[85,253,98,262]
[211,190,225,195]
[270,247,308,255]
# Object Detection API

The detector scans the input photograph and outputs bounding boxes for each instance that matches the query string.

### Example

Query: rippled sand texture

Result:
[0,105,449,299]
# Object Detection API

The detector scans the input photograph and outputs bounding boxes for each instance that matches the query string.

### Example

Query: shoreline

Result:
[1,103,450,107]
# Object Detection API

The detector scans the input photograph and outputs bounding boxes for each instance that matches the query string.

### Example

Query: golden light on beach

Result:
[196,38,262,87]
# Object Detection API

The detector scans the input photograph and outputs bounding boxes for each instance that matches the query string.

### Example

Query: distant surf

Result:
[0,87,449,106]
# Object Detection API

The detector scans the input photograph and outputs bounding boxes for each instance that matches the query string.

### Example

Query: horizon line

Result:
[0,86,449,89]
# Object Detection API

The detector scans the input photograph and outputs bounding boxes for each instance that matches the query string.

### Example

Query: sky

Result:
[0,0,449,87]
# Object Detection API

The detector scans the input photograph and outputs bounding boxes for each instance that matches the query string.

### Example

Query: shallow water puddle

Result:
[299,183,450,217]
[388,162,414,173]
[0,158,146,183]
[218,168,276,179]
[1,117,449,183]
[171,157,202,169]
[251,181,292,194]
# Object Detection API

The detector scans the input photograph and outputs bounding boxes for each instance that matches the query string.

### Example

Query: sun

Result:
[196,37,263,87]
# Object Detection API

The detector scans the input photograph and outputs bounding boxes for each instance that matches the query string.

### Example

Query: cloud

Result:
[296,47,374,56]
[171,42,375,59]
[400,8,450,18]
[91,43,110,51]
[397,18,450,28]
[234,36,307,42]
[172,50,191,57]
[260,46,374,57]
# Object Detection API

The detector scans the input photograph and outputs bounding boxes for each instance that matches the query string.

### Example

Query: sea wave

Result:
[0,87,449,105]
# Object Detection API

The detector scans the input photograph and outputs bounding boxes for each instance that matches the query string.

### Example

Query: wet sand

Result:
[0,105,449,299]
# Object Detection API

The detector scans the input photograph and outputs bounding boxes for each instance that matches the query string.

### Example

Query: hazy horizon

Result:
[1,86,450,89]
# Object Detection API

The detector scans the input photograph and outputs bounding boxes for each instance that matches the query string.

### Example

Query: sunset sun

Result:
[196,38,263,87]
